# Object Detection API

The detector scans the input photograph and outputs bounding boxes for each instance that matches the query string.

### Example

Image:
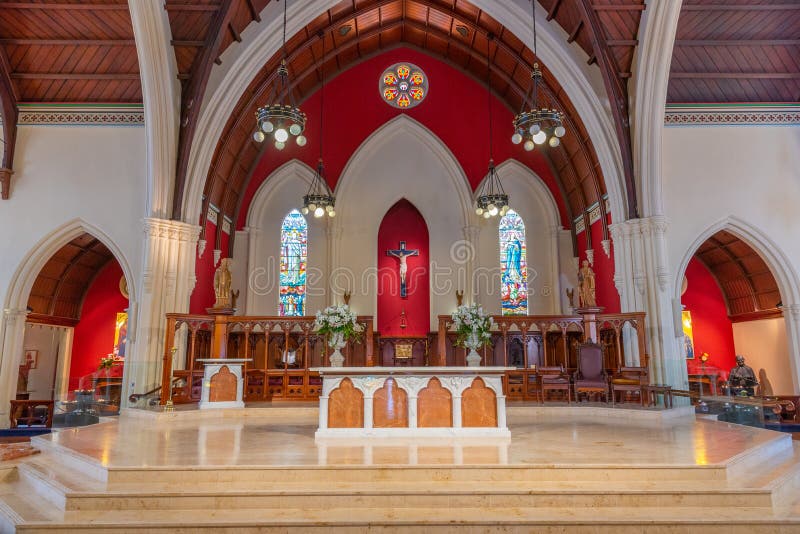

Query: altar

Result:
[312,367,511,438]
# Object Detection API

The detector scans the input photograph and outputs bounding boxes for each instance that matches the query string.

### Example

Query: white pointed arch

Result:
[674,216,800,393]
[0,218,137,425]
[182,0,627,227]
[246,159,317,228]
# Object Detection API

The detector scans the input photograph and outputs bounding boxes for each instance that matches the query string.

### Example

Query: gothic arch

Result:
[246,160,317,229]
[0,219,136,426]
[674,216,800,392]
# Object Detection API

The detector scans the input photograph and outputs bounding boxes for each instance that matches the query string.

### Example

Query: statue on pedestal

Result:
[577,259,596,308]
[213,258,233,309]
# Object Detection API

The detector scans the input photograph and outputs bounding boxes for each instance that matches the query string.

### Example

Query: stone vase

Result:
[465,345,482,367]
[328,332,347,367]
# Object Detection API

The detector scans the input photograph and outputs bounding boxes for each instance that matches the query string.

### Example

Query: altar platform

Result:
[1,405,800,532]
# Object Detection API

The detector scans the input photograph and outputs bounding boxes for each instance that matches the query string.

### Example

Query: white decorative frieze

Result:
[18,105,144,126]
[206,207,219,226]
[665,105,800,126]
[587,203,602,225]
[574,217,586,233]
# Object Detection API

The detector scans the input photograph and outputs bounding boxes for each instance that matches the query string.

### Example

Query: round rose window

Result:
[379,63,427,109]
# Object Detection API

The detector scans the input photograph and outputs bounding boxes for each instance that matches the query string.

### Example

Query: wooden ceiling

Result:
[27,232,115,324]
[695,230,782,321]
[0,0,140,103]
[191,0,647,243]
[669,1,800,103]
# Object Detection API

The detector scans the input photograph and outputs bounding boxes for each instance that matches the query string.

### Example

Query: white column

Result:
[408,395,418,428]
[124,218,200,405]
[548,225,563,314]
[318,395,329,430]
[782,305,800,394]
[0,309,29,426]
[462,225,480,305]
[610,217,686,390]
[452,395,463,427]
[128,0,180,220]
[363,395,374,429]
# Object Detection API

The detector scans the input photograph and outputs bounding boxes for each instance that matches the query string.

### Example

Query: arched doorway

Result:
[1,221,136,428]
[21,233,130,423]
[679,229,794,399]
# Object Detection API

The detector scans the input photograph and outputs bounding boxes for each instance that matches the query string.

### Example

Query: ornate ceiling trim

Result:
[665,104,800,127]
[17,104,144,126]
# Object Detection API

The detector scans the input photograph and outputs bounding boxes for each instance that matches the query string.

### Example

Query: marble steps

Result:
[12,445,800,513]
[8,504,800,533]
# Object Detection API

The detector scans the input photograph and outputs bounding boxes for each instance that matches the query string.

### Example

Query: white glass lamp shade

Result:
[253,131,265,143]
[275,128,289,143]
[308,203,317,211]
[296,135,307,146]
[524,140,535,151]
[533,130,547,145]
[489,205,499,216]
[261,120,274,133]
[511,132,523,144]
[314,207,325,218]
[326,205,334,213]
[475,206,484,215]
[289,123,302,136]
[529,123,541,135]
[328,210,336,217]
[554,125,566,137]
[274,141,285,150]
[301,207,309,215]
[548,136,560,147]
[483,211,491,219]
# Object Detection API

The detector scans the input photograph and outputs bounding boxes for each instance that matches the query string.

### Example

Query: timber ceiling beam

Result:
[0,42,18,200]
[172,0,240,221]
[574,0,638,219]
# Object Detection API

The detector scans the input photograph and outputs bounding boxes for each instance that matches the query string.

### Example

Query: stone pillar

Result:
[610,217,686,390]
[0,308,29,425]
[782,305,800,394]
[462,225,480,306]
[124,218,199,405]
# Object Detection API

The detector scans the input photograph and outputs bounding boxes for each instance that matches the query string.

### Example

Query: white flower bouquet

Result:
[314,304,364,366]
[451,304,494,366]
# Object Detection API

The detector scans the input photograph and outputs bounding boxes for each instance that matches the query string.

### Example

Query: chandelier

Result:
[300,29,334,218]
[511,1,566,150]
[475,159,509,218]
[253,0,307,150]
[301,159,335,218]
[475,35,509,219]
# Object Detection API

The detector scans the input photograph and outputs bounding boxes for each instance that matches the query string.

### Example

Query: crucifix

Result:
[386,241,419,298]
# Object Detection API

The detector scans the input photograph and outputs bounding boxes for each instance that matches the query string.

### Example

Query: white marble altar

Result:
[312,366,512,438]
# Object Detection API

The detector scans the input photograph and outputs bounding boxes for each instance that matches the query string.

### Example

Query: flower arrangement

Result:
[315,304,364,366]
[98,355,115,370]
[451,304,494,355]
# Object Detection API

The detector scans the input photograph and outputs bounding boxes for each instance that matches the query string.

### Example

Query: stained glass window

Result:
[380,63,428,109]
[279,210,307,316]
[499,210,528,315]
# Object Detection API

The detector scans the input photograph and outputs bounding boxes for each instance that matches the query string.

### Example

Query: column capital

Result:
[142,217,201,242]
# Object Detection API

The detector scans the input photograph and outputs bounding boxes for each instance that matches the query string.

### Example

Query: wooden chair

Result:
[573,342,609,403]
[610,366,648,405]
[538,366,571,404]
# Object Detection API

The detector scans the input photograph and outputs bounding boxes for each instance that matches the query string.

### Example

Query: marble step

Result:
[10,505,800,533]
[15,457,798,512]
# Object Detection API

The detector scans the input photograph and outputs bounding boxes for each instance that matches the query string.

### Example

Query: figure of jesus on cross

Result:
[386,241,419,298]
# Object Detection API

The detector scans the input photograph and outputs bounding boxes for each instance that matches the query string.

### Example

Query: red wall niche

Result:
[575,222,620,313]
[190,220,230,314]
[70,261,128,390]
[681,257,736,377]
[377,199,430,336]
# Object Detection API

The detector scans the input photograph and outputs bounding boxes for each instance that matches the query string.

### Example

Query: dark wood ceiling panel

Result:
[694,230,782,320]
[669,2,800,103]
[27,232,116,322]
[0,0,140,102]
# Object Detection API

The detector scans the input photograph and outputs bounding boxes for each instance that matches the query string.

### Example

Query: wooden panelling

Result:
[695,230,782,319]
[26,232,116,322]
[669,2,800,103]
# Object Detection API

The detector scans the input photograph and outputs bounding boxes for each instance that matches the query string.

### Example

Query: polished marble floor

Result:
[39,405,784,469]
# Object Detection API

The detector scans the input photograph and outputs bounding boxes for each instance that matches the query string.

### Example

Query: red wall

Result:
[70,261,127,390]
[377,200,430,336]
[190,220,229,313]
[575,221,620,313]
[682,257,736,376]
